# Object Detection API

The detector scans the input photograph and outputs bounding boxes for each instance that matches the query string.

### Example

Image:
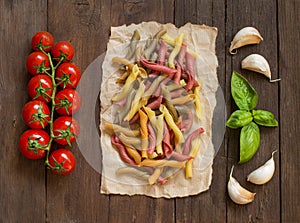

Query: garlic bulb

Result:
[247,150,277,185]
[241,54,280,82]
[229,27,263,54]
[228,166,256,205]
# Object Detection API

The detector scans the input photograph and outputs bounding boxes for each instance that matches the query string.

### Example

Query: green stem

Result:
[41,49,58,169]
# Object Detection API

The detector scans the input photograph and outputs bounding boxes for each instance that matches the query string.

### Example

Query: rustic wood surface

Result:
[1,0,299,222]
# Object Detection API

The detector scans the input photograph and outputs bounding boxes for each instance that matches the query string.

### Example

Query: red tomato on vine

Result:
[22,100,50,129]
[53,116,80,146]
[49,148,76,175]
[19,129,50,160]
[55,62,81,88]
[26,52,50,75]
[31,31,54,52]
[51,41,74,61]
[27,74,53,103]
[54,89,81,115]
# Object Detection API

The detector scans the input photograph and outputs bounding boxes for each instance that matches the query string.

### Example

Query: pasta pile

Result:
[103,28,205,185]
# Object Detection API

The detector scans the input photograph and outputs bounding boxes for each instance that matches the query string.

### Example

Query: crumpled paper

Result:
[99,22,218,198]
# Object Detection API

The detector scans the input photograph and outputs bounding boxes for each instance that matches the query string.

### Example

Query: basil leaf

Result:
[226,110,253,129]
[231,71,258,110]
[253,109,278,127]
[239,122,260,163]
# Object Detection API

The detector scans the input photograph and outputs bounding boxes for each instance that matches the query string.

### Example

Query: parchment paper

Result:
[100,22,218,198]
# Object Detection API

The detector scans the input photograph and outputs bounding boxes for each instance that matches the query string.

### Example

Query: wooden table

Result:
[1,0,299,222]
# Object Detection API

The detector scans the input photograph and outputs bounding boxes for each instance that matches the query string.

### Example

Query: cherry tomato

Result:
[49,148,76,175]
[22,100,50,129]
[55,62,81,88]
[53,116,80,146]
[54,89,81,115]
[51,41,74,61]
[27,74,53,103]
[26,52,50,75]
[31,31,54,52]
[19,129,50,159]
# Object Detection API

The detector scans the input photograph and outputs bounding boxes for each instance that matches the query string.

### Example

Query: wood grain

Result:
[226,1,280,222]
[174,1,227,222]
[278,1,300,222]
[108,1,175,222]
[0,1,47,222]
[1,0,299,222]
[46,1,110,222]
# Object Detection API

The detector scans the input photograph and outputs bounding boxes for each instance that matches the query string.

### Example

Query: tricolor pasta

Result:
[102,28,206,185]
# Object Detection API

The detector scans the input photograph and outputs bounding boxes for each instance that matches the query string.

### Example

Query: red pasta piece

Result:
[170,88,185,98]
[163,121,173,158]
[157,40,168,65]
[128,96,163,124]
[170,151,192,161]
[111,134,137,165]
[182,127,205,155]
[181,111,194,133]
[140,56,177,74]
[173,65,181,85]
[178,43,187,68]
[185,51,195,78]
[185,72,199,91]
[147,96,163,110]
[147,122,156,155]
[157,176,168,185]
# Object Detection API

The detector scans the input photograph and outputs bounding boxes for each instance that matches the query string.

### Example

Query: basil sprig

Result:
[231,71,258,110]
[226,71,278,163]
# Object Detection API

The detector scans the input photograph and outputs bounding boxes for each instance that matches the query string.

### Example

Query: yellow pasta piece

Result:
[160,104,184,144]
[138,109,148,159]
[143,106,156,124]
[102,119,140,137]
[168,33,185,69]
[138,67,148,78]
[185,137,201,178]
[148,167,163,185]
[185,160,193,179]
[170,94,195,105]
[116,70,130,84]
[118,132,141,148]
[144,75,166,100]
[155,114,164,155]
[189,137,201,157]
[124,80,146,121]
[112,57,134,70]
[148,151,158,159]
[161,33,198,58]
[194,79,203,120]
[112,64,140,102]
[164,99,178,122]
[125,146,142,165]
[140,159,185,168]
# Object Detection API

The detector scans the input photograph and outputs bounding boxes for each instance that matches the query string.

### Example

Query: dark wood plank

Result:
[110,0,174,26]
[278,0,300,222]
[174,1,227,222]
[226,1,280,222]
[46,1,110,222]
[0,0,47,222]
[108,1,176,222]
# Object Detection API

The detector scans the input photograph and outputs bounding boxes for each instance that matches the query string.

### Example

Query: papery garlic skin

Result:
[229,27,263,54]
[228,166,256,205]
[247,150,277,185]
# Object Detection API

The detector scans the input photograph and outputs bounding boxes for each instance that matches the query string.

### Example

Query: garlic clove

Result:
[228,166,256,205]
[247,150,277,185]
[229,27,263,54]
[241,54,280,82]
